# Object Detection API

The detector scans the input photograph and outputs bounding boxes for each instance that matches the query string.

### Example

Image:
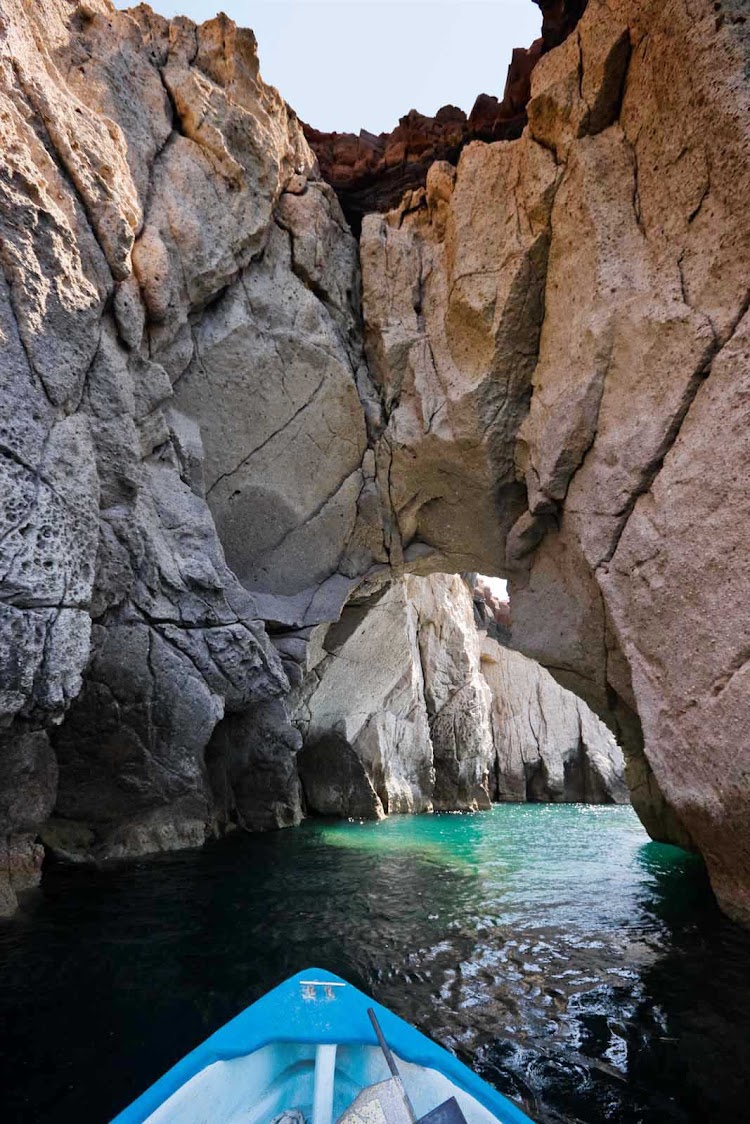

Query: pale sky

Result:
[113,1,541,134]
[480,576,509,601]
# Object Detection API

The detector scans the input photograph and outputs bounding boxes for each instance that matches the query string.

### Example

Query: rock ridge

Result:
[304,0,588,231]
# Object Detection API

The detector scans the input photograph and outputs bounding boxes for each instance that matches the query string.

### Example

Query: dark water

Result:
[1,805,749,1124]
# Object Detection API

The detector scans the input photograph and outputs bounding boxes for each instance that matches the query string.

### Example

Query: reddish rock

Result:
[536,0,589,48]
[304,1,584,230]
[479,583,512,634]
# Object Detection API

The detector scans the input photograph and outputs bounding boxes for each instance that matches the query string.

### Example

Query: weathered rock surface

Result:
[481,639,628,804]
[292,581,436,817]
[0,729,56,912]
[1,0,749,927]
[298,734,386,821]
[206,700,303,834]
[0,0,327,905]
[361,138,558,578]
[408,575,494,811]
[292,574,626,816]
[172,183,380,628]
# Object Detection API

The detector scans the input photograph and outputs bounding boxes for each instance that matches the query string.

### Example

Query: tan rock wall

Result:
[360,0,750,921]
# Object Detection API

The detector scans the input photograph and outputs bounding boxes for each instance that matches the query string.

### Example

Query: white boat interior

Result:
[143,1042,502,1124]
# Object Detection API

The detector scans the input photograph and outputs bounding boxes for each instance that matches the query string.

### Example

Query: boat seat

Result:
[312,1044,338,1124]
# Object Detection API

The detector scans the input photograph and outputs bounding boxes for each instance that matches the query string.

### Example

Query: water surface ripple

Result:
[1,805,749,1123]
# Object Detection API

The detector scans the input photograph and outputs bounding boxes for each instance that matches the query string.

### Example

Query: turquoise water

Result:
[1,804,749,1122]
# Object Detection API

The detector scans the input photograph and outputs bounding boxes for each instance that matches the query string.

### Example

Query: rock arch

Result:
[0,0,748,928]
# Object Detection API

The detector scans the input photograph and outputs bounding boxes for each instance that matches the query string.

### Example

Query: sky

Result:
[113,1,541,134]
[481,576,508,601]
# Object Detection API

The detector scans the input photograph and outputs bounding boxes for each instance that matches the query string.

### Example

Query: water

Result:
[1,805,749,1124]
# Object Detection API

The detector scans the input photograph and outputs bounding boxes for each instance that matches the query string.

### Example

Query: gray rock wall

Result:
[480,639,629,805]
[0,0,324,907]
[291,581,435,817]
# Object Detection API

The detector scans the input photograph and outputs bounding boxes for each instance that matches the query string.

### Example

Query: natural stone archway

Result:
[355,98,681,848]
[0,0,748,926]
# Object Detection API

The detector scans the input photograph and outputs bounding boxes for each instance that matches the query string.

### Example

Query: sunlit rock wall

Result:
[292,574,627,815]
[0,0,367,906]
[359,0,750,923]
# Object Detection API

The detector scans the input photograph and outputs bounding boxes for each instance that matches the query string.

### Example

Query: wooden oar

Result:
[367,1008,467,1124]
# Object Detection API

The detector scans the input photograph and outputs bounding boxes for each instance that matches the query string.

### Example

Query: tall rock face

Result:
[292,573,627,815]
[170,180,383,630]
[0,0,375,908]
[409,575,495,811]
[480,639,628,804]
[0,0,749,927]
[359,0,750,922]
[292,580,436,819]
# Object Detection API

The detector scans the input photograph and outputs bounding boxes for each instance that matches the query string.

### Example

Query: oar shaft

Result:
[367,1007,416,1121]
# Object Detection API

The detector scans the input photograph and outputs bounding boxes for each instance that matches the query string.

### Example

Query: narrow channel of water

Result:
[1,805,749,1123]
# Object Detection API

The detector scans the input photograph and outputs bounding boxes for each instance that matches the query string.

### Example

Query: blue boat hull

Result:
[111,968,534,1124]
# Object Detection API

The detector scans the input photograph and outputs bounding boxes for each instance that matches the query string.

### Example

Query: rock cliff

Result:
[0,0,321,905]
[292,573,627,816]
[357,0,750,922]
[0,0,749,925]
